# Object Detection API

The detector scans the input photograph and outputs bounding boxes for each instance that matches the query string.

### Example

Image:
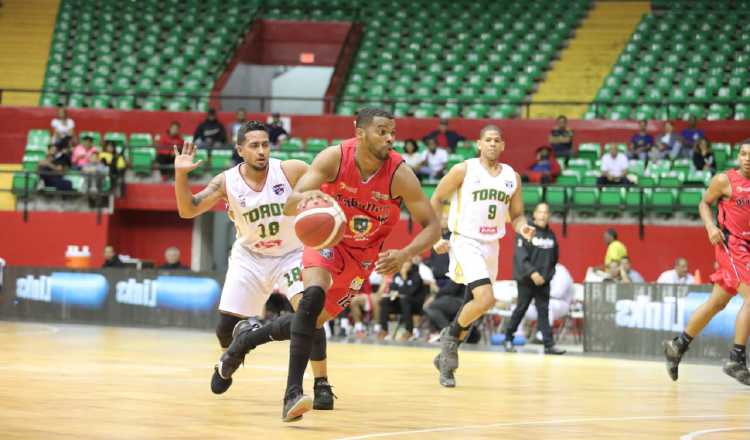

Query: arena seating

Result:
[586,2,750,120]
[40,0,254,111]
[336,0,591,118]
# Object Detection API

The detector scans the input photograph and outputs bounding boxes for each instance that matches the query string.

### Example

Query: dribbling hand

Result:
[433,238,450,254]
[299,190,334,210]
[707,225,725,245]
[174,141,203,174]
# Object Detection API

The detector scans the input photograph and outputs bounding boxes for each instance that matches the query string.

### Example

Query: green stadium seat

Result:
[12,172,39,196]
[305,138,328,152]
[522,185,543,207]
[577,143,600,163]
[129,133,154,148]
[281,137,304,152]
[677,188,703,215]
[27,129,51,148]
[599,187,624,215]
[290,151,314,164]
[131,147,156,175]
[210,150,234,173]
[649,188,677,215]
[104,132,127,148]
[572,187,598,215]
[544,186,569,213]
[270,151,290,161]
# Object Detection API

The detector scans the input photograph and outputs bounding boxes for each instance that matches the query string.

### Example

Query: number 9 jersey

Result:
[224,159,302,256]
[447,158,518,242]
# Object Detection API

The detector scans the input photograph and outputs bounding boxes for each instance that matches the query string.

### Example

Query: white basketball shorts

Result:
[448,233,499,286]
[219,241,304,317]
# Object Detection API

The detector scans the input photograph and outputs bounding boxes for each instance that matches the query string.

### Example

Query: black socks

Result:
[730,344,747,363]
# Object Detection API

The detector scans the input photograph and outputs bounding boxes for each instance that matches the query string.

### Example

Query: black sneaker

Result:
[504,339,516,353]
[313,379,337,410]
[211,365,232,394]
[663,338,688,381]
[723,359,750,386]
[544,345,566,355]
[282,390,313,422]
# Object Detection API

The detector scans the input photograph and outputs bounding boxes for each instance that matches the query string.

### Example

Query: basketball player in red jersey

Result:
[217,108,440,422]
[664,141,750,386]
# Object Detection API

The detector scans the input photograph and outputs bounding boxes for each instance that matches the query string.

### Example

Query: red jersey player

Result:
[215,108,440,422]
[664,140,750,386]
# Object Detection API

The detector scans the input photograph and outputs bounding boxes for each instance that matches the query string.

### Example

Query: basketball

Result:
[294,197,346,249]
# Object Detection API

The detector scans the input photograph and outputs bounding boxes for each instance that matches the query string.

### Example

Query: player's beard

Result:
[249,161,268,172]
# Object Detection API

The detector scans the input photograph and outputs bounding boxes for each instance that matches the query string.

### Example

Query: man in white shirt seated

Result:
[656,257,695,285]
[417,138,449,181]
[597,143,631,186]
[51,106,76,148]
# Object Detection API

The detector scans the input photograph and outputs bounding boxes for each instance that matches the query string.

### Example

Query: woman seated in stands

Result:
[523,146,560,184]
[692,139,716,173]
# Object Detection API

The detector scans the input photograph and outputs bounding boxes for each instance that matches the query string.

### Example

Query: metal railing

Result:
[3,88,743,119]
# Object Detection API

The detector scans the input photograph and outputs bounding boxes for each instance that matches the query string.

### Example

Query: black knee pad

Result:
[216,313,242,348]
[292,286,326,337]
[270,313,294,341]
[310,328,327,361]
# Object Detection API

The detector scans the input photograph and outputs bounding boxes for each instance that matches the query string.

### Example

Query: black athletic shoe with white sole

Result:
[313,380,337,410]
[663,338,688,381]
[210,317,261,395]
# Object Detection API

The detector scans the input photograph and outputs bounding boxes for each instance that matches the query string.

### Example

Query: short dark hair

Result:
[557,115,567,121]
[82,135,93,142]
[606,228,618,239]
[355,107,393,128]
[479,124,501,139]
[236,120,268,145]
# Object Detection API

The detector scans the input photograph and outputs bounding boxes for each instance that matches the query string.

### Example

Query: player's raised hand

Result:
[707,224,725,245]
[299,190,334,209]
[518,223,535,241]
[174,141,203,174]
[375,249,408,275]
[433,238,450,254]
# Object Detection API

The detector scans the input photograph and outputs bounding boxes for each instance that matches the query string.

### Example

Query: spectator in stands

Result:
[72,135,98,169]
[692,139,716,173]
[604,228,628,265]
[38,144,73,191]
[660,121,687,160]
[229,109,248,165]
[159,246,189,270]
[99,140,128,186]
[349,271,383,339]
[597,143,631,186]
[603,260,623,282]
[523,145,560,184]
[630,120,655,161]
[402,139,423,176]
[417,138,449,180]
[422,118,464,152]
[156,121,184,180]
[657,257,694,284]
[268,113,289,149]
[102,245,124,268]
[549,115,574,162]
[620,256,645,283]
[377,257,429,341]
[681,116,705,150]
[51,106,75,149]
[228,108,247,144]
[193,108,227,149]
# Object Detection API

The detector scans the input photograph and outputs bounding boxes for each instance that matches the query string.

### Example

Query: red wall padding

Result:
[0,211,110,267]
[383,221,714,283]
[1,210,713,282]
[107,210,193,267]
[3,106,749,166]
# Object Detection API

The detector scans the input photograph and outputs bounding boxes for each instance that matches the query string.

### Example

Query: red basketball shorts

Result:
[302,244,378,316]
[710,236,750,295]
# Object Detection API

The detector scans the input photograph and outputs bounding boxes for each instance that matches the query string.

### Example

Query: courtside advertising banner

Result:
[1,267,222,329]
[583,282,735,361]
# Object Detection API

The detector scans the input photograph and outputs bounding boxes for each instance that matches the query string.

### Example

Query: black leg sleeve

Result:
[504,283,535,338]
[534,284,554,348]
[285,286,325,395]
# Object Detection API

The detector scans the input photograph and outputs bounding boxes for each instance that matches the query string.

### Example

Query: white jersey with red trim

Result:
[224,159,302,256]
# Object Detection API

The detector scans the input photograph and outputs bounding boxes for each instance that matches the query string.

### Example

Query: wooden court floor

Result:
[1,321,749,440]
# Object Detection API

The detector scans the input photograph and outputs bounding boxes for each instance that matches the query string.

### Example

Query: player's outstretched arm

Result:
[699,172,730,245]
[509,173,535,240]
[283,146,341,216]
[376,165,441,275]
[280,159,310,189]
[174,141,226,218]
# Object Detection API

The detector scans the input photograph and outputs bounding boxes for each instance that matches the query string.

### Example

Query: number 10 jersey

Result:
[224,159,302,256]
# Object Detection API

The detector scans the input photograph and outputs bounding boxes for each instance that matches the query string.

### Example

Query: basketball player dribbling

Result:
[664,141,750,386]
[430,125,534,387]
[172,121,336,409]
[216,107,441,422]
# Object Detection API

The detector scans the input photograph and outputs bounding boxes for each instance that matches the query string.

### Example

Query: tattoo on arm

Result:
[191,176,223,206]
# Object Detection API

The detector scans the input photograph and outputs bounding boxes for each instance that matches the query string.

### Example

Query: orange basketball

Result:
[294,197,346,249]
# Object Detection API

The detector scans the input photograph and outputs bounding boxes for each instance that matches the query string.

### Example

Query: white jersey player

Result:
[430,125,534,388]
[173,121,336,409]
